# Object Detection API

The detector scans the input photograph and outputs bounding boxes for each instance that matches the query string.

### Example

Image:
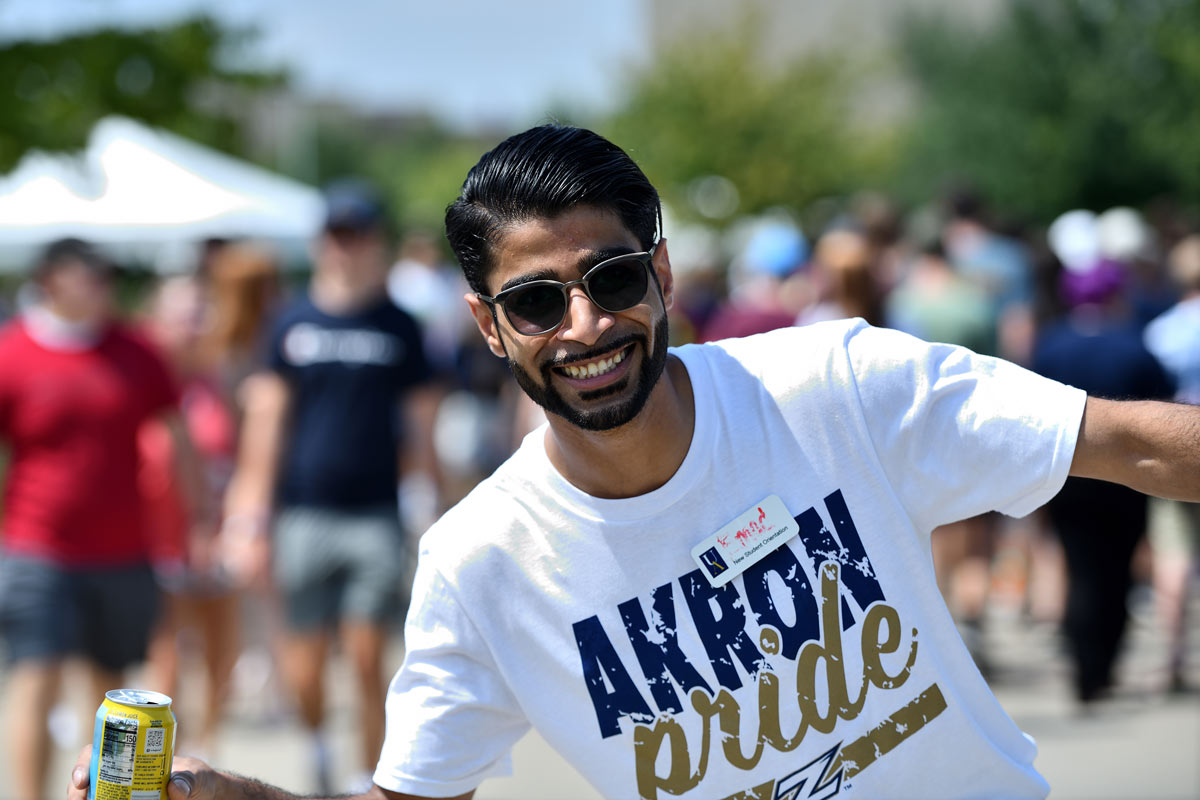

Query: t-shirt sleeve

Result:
[847,323,1087,531]
[374,556,530,796]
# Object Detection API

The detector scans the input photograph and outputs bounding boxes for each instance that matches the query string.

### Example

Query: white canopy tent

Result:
[0,116,324,272]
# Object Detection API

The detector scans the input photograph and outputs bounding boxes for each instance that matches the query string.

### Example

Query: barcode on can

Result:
[144,727,165,754]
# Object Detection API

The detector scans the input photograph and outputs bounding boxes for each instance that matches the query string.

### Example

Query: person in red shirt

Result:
[0,239,202,800]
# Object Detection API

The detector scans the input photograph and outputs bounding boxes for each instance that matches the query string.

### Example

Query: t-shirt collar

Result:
[22,304,107,352]
[516,345,715,523]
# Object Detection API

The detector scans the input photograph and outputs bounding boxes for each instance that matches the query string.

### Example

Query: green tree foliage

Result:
[600,16,890,226]
[0,17,285,172]
[897,0,1200,220]
[365,134,492,236]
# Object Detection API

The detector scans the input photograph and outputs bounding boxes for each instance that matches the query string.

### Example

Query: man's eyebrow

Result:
[498,246,638,293]
[500,269,558,293]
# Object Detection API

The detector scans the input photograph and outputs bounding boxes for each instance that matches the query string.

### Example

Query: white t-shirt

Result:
[375,320,1087,800]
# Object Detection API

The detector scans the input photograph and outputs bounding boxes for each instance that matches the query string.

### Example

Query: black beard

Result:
[508,314,670,432]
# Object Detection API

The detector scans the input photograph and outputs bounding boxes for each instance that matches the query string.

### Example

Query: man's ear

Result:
[464,293,508,358]
[652,238,675,311]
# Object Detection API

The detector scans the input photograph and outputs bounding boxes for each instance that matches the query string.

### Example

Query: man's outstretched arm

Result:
[68,747,475,800]
[1070,396,1200,501]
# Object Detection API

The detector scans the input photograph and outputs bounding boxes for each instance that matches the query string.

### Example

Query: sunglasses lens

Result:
[589,257,649,312]
[495,254,651,335]
[503,283,566,334]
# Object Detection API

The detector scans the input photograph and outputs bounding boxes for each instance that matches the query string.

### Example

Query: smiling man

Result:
[461,202,690,502]
[71,125,1200,800]
[480,222,671,432]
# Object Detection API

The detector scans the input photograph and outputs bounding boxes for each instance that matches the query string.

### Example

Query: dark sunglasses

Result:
[478,242,659,336]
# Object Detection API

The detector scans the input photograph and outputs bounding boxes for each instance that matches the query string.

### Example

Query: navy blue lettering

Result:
[742,542,820,659]
[680,569,765,691]
[619,584,713,714]
[573,615,655,738]
[823,489,885,609]
[794,493,884,628]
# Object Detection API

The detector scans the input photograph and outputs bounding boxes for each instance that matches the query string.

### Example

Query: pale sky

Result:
[0,0,649,130]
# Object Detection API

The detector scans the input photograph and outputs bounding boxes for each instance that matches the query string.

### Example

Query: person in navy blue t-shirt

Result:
[222,180,440,793]
[1032,260,1174,704]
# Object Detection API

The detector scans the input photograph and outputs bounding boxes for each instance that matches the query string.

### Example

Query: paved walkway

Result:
[12,586,1200,799]
[987,593,1200,800]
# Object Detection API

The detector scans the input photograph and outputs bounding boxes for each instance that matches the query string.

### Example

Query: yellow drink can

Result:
[87,689,176,800]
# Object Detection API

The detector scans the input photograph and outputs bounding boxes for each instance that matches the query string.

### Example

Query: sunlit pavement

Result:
[987,587,1200,800]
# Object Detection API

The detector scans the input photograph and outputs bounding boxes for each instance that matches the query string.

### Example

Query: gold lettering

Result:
[756,627,810,751]
[692,689,764,770]
[829,682,948,779]
[632,560,922,799]
[861,603,918,690]
[757,663,807,752]
[794,562,870,733]
[634,714,704,799]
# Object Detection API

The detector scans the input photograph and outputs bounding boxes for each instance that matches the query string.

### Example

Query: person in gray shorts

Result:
[221,181,440,794]
[273,506,409,631]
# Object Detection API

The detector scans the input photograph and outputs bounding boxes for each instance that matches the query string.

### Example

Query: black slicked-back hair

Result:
[445,124,662,296]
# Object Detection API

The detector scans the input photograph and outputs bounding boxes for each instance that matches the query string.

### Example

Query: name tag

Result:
[691,494,799,588]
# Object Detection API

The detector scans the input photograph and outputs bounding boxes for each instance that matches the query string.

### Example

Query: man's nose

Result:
[556,286,614,344]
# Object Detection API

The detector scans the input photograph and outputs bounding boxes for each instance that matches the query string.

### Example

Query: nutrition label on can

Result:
[98,717,138,784]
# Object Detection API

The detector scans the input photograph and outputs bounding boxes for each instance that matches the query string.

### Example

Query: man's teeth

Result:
[562,349,626,379]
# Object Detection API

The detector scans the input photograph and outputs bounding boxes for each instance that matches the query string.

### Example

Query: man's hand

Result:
[68,743,473,800]
[68,745,219,800]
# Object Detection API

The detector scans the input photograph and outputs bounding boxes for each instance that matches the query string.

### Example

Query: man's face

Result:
[41,260,113,324]
[315,227,387,285]
[466,206,674,432]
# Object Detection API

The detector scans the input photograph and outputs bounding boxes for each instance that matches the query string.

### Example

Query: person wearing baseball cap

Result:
[218,179,440,793]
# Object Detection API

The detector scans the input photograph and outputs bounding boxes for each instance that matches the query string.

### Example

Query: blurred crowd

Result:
[1,181,1198,797]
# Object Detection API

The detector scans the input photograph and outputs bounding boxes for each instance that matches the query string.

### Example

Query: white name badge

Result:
[691,494,799,588]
